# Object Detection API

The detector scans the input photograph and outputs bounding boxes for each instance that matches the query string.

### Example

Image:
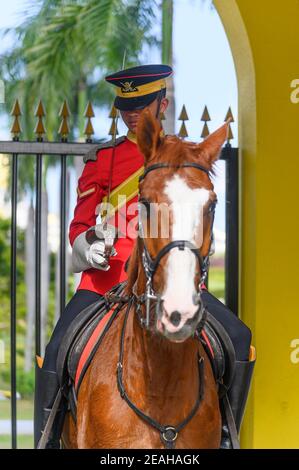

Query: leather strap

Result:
[222,394,240,449]
[139,162,210,183]
[37,388,63,449]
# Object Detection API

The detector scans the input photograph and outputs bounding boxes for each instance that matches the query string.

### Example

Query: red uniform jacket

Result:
[69,135,144,295]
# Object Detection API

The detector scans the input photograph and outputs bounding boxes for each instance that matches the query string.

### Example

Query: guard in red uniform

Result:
[34,64,172,448]
[34,64,254,449]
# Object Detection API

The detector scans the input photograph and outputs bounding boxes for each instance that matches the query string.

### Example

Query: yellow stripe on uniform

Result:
[101,166,144,219]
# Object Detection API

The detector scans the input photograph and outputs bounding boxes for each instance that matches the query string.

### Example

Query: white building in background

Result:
[0,153,30,228]
[48,212,60,253]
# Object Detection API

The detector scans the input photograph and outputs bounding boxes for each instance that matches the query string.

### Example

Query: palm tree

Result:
[0,0,158,369]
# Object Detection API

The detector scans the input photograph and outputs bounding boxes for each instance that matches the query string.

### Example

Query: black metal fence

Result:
[0,106,238,449]
[1,139,102,449]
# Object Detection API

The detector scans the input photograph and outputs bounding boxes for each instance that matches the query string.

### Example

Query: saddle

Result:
[56,281,236,422]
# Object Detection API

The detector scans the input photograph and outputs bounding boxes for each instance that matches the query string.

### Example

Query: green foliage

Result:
[0,0,158,141]
[0,217,11,278]
[16,368,35,398]
[0,368,35,398]
[0,217,26,328]
[0,214,75,385]
[162,0,173,65]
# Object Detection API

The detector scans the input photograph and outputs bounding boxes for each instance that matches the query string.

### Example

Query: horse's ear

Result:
[198,120,231,166]
[137,109,161,162]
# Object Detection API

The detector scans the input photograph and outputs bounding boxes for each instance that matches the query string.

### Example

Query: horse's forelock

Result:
[155,136,216,180]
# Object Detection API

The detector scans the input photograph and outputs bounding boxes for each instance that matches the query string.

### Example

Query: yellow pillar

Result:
[214,0,299,448]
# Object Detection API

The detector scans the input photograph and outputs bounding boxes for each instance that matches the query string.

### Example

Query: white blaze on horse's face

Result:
[159,174,210,341]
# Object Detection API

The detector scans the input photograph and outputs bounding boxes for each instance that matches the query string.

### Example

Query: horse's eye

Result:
[208,200,217,214]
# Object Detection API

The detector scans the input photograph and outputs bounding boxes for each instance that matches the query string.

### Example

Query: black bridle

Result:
[133,161,216,329]
[116,160,217,449]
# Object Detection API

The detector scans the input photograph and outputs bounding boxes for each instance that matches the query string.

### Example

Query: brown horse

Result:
[62,110,230,449]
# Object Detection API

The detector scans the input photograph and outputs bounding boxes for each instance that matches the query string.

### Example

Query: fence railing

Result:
[0,100,238,448]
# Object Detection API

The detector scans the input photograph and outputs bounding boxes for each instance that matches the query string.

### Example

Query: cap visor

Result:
[114,91,159,111]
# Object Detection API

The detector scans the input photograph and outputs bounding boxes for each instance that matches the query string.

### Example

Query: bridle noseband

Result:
[134,161,216,330]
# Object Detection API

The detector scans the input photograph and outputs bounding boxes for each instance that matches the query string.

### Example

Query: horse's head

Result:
[133,109,229,343]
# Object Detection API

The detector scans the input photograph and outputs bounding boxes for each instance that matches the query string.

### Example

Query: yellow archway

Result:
[214,0,299,448]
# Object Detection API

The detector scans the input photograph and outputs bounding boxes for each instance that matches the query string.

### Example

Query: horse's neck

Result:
[124,308,199,401]
[133,315,198,385]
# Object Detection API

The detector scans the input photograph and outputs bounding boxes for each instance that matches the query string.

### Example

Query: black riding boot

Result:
[34,362,67,449]
[220,357,256,448]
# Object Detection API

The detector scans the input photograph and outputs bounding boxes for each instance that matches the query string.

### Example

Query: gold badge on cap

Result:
[120,81,138,93]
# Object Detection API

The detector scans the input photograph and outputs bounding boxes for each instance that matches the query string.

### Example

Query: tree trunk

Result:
[72,85,87,290]
[54,168,71,325]
[162,0,175,135]
[24,201,35,372]
[40,189,49,355]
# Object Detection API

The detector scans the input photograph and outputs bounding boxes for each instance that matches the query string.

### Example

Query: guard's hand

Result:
[71,226,117,273]
[88,240,117,271]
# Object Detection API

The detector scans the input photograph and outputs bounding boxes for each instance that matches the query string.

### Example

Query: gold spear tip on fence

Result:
[58,120,70,138]
[224,107,234,123]
[35,100,46,117]
[227,126,234,141]
[34,100,46,137]
[58,100,70,138]
[11,99,22,117]
[58,100,70,118]
[10,100,22,136]
[201,122,210,139]
[224,108,234,141]
[201,106,211,122]
[178,121,188,139]
[178,105,189,121]
[84,102,95,139]
[11,117,22,136]
[109,105,118,119]
[84,101,95,118]
[84,120,95,138]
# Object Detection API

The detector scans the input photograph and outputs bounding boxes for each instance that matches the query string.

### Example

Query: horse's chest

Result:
[76,317,221,449]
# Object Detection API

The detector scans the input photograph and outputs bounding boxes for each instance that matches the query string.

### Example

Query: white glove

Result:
[87,240,117,271]
[72,224,117,273]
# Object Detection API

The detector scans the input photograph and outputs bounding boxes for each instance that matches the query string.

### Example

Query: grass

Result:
[0,399,34,449]
[0,398,34,420]
[0,434,33,449]
[207,265,225,300]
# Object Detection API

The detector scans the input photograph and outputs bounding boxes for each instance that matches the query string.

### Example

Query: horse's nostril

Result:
[169,310,181,327]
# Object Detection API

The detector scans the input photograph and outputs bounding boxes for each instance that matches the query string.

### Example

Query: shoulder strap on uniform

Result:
[83,136,126,163]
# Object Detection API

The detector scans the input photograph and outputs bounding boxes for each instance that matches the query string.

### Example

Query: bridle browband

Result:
[138,161,210,183]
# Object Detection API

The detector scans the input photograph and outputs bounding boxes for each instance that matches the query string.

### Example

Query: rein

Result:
[111,160,215,449]
[116,295,205,449]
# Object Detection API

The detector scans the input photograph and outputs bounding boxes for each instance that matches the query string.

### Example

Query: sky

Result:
[0,0,238,244]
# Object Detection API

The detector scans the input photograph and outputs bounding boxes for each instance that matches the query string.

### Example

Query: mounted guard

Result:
[34,64,255,449]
